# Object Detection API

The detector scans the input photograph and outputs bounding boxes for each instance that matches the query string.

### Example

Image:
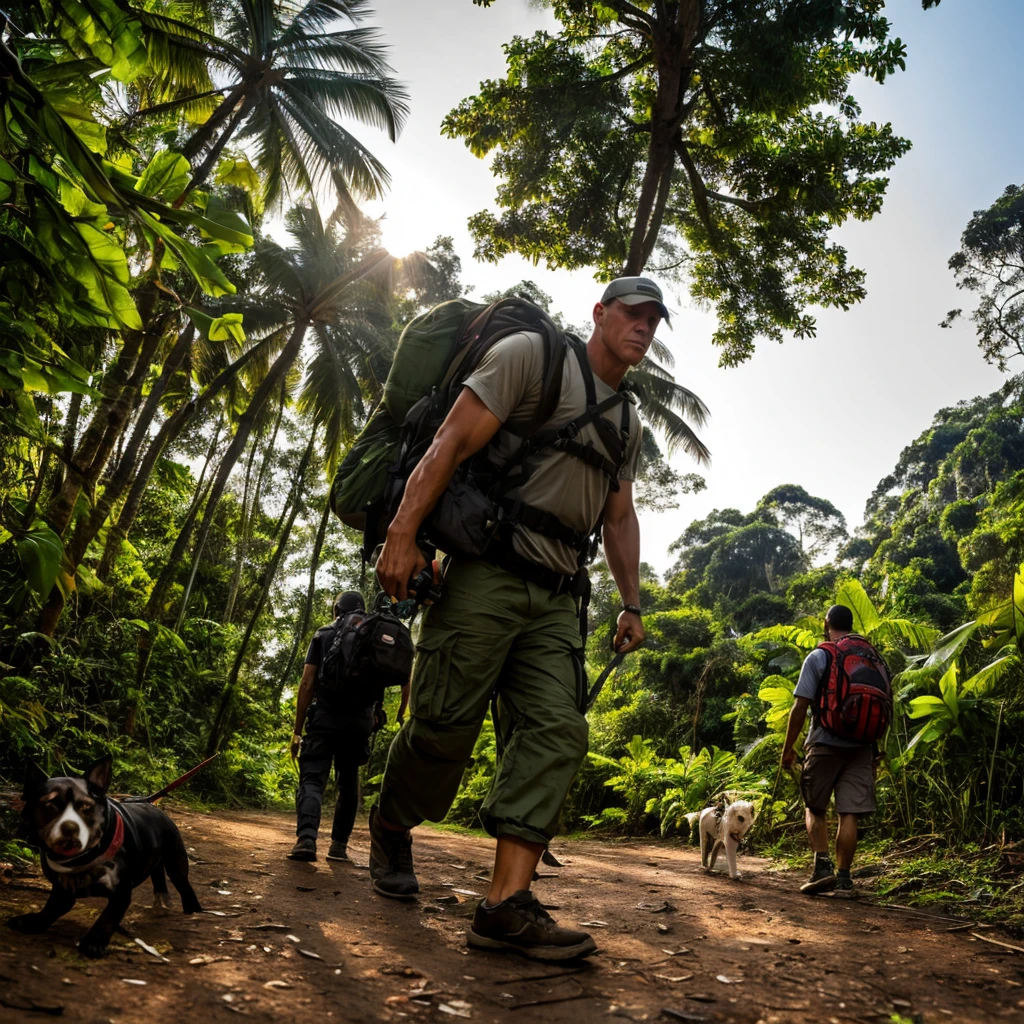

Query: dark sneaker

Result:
[287,837,317,861]
[834,873,855,897]
[326,841,350,862]
[468,890,598,961]
[369,804,419,900]
[800,857,836,895]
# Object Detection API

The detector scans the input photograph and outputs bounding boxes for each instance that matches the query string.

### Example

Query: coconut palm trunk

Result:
[205,433,315,757]
[144,320,309,622]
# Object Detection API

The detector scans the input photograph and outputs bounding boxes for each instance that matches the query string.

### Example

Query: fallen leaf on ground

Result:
[286,934,301,943]
[253,924,291,931]
[438,1003,472,1017]
[580,920,608,927]
[121,978,147,985]
[662,949,691,956]
[654,974,694,984]
[660,1009,708,1022]
[451,889,481,897]
[298,948,323,960]
[135,937,170,962]
[296,885,315,892]
[716,975,743,984]
[435,895,459,905]
[637,901,676,913]
[263,980,294,990]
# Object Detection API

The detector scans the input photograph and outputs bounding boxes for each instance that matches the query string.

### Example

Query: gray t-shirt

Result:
[462,331,642,575]
[793,647,869,749]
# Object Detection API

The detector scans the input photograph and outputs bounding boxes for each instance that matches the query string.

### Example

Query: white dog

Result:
[686,800,756,879]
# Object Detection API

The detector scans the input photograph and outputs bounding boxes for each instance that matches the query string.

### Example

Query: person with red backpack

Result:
[781,604,893,895]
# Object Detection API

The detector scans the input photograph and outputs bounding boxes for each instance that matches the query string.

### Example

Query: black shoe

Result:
[800,857,836,895]
[368,805,419,900]
[326,841,350,862]
[468,890,597,961]
[287,837,317,861]
[834,872,855,897]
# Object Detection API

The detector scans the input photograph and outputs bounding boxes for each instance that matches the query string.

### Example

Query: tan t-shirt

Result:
[462,331,642,575]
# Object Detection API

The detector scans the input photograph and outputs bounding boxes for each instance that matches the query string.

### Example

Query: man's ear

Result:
[22,761,50,802]
[592,301,606,328]
[84,755,113,795]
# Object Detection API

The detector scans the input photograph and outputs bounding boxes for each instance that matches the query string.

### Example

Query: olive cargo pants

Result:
[378,559,588,846]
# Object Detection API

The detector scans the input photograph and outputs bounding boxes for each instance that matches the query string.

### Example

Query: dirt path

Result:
[2,807,1023,1023]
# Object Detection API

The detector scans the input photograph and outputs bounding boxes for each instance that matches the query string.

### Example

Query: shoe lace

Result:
[506,891,554,926]
[384,830,414,874]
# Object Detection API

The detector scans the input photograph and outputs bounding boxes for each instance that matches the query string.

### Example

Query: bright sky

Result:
[353,0,1022,572]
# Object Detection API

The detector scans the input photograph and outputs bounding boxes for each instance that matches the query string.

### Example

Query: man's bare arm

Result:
[376,388,502,600]
[290,662,317,758]
[602,480,645,653]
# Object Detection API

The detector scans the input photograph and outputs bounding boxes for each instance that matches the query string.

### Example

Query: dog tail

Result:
[684,811,701,827]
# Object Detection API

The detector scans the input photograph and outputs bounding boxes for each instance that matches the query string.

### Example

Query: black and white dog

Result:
[6,755,202,957]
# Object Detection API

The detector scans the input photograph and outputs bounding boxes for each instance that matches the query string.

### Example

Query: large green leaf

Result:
[834,579,880,635]
[15,524,65,600]
[135,150,191,201]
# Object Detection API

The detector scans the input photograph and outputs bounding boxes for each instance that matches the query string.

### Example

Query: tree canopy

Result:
[445,0,931,365]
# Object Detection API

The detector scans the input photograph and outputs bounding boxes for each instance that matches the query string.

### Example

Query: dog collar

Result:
[45,808,124,873]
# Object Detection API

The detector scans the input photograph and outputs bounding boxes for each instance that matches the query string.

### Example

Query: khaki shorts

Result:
[800,744,876,815]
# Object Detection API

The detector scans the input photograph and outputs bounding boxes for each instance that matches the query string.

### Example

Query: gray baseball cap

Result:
[600,276,671,324]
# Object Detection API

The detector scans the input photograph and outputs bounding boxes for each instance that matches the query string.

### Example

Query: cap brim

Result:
[615,292,671,326]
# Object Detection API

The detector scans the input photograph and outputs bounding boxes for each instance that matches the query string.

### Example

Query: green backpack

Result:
[329,296,569,544]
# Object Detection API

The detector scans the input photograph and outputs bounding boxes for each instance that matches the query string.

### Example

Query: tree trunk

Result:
[273,497,331,707]
[223,381,285,623]
[145,320,308,622]
[205,435,315,757]
[97,335,269,581]
[67,324,195,571]
[143,417,222,623]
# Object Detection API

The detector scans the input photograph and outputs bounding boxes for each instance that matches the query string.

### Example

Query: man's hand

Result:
[781,746,797,770]
[376,528,427,602]
[613,609,645,653]
[290,733,302,760]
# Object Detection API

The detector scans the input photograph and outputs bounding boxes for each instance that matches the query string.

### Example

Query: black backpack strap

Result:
[496,497,589,550]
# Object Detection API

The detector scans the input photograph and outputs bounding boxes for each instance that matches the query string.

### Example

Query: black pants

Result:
[295,713,372,843]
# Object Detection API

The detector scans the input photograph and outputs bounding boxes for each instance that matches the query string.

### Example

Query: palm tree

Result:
[35,0,407,636]
[141,0,409,205]
[144,204,398,622]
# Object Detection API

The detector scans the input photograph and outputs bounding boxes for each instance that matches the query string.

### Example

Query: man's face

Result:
[594,299,661,365]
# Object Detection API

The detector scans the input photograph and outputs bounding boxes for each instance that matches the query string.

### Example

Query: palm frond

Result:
[280,67,408,140]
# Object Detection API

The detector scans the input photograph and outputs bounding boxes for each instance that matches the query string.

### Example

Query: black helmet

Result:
[333,591,365,618]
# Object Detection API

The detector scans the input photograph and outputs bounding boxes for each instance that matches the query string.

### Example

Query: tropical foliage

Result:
[2,1,1022,931]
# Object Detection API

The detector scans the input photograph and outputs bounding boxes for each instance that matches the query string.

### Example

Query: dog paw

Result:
[730,872,743,881]
[6,913,50,934]
[78,938,109,959]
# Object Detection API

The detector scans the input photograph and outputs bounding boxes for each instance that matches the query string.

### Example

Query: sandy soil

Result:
[2,807,1023,1023]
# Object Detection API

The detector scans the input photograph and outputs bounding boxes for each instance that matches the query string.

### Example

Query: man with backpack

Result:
[287,591,410,862]
[369,277,662,961]
[782,604,892,895]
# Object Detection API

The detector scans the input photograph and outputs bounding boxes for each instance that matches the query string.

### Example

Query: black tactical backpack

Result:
[317,608,414,712]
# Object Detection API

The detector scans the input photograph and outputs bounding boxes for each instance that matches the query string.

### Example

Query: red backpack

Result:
[815,635,892,742]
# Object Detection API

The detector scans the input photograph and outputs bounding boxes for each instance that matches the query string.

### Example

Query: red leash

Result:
[122,753,219,804]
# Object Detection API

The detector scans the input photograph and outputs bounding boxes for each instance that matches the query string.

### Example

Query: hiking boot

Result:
[287,837,317,861]
[834,871,855,897]
[368,804,419,900]
[468,890,598,961]
[326,841,350,862]
[800,855,836,895]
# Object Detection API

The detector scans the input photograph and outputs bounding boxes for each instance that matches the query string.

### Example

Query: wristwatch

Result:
[623,604,642,616]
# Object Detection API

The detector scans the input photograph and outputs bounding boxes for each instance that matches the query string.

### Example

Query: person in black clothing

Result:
[287,592,408,862]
